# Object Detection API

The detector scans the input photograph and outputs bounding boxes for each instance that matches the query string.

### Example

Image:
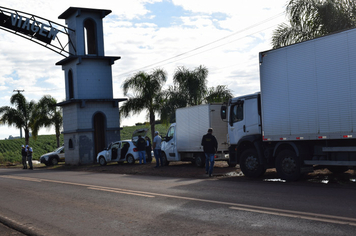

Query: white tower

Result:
[56,7,125,165]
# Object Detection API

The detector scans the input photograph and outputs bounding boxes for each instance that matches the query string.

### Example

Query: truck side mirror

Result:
[221,105,227,120]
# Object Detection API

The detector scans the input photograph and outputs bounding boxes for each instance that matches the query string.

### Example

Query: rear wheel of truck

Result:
[240,149,265,178]
[195,154,206,168]
[275,149,301,181]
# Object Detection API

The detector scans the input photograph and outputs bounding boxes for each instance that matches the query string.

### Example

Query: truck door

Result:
[164,125,178,161]
[228,100,245,145]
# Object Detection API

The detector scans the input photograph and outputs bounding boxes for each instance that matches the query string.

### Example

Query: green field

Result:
[0,124,169,164]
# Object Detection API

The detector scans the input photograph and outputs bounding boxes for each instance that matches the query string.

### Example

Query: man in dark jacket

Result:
[201,128,218,177]
[137,135,147,164]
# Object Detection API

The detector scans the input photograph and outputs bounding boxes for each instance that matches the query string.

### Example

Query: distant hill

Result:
[0,124,169,164]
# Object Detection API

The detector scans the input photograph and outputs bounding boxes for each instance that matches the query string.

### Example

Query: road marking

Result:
[1,174,356,227]
[229,206,356,226]
[88,187,155,198]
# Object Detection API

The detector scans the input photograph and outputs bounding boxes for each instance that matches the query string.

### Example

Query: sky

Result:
[0,0,288,140]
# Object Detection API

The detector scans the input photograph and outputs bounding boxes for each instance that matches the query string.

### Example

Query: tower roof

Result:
[58,7,111,19]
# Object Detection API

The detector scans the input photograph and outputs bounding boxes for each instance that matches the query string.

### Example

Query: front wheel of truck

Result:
[240,149,265,178]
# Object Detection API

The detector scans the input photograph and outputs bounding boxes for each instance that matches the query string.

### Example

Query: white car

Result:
[40,146,65,166]
[96,128,152,165]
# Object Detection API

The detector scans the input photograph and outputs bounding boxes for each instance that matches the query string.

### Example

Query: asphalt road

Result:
[0,168,355,236]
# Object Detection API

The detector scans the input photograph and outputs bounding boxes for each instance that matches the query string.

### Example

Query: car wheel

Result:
[49,156,59,166]
[240,148,266,178]
[126,154,135,165]
[99,156,107,166]
[161,152,169,166]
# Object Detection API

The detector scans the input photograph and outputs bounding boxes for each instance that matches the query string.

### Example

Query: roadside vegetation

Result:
[0,124,168,165]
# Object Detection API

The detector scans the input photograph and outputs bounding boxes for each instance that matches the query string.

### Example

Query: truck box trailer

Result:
[161,103,229,167]
[222,28,356,180]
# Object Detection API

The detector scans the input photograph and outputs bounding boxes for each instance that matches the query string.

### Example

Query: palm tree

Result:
[173,65,208,106]
[120,68,167,139]
[204,85,233,103]
[272,0,356,48]
[0,93,36,145]
[32,95,63,147]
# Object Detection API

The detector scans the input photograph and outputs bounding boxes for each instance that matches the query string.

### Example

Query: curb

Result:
[0,214,43,236]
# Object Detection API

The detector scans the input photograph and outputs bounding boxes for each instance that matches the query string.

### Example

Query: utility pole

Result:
[13,90,25,138]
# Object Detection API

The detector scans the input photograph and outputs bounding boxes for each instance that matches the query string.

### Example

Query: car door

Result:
[110,142,120,161]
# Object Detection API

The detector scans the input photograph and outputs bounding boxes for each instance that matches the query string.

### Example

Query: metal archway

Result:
[0,6,75,57]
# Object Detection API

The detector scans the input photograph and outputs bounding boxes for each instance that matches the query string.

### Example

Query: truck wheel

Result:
[275,150,301,181]
[240,149,265,178]
[99,156,107,166]
[49,156,59,166]
[127,154,135,165]
[161,152,169,166]
[227,160,236,167]
[327,166,349,174]
[195,154,206,168]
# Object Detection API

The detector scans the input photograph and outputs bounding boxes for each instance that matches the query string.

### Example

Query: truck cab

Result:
[161,123,179,163]
[226,93,261,146]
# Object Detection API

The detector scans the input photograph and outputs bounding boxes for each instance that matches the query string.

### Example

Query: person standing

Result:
[137,135,147,164]
[21,145,27,169]
[201,128,218,177]
[145,137,152,163]
[26,145,33,170]
[153,131,163,167]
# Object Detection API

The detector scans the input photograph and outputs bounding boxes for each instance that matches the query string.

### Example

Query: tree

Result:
[272,0,356,48]
[204,85,233,103]
[173,65,208,106]
[32,95,63,148]
[160,66,233,124]
[0,93,36,145]
[120,68,167,139]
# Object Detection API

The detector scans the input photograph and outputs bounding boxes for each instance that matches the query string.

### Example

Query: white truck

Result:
[161,103,229,167]
[222,28,356,181]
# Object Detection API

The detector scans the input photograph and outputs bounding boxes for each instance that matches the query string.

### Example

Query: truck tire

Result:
[161,152,169,166]
[195,154,206,168]
[240,149,265,178]
[227,160,236,167]
[275,149,301,181]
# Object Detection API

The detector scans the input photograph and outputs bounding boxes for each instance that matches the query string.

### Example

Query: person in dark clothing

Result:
[201,128,218,177]
[21,145,27,169]
[137,135,147,164]
[26,145,33,170]
[145,137,152,163]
